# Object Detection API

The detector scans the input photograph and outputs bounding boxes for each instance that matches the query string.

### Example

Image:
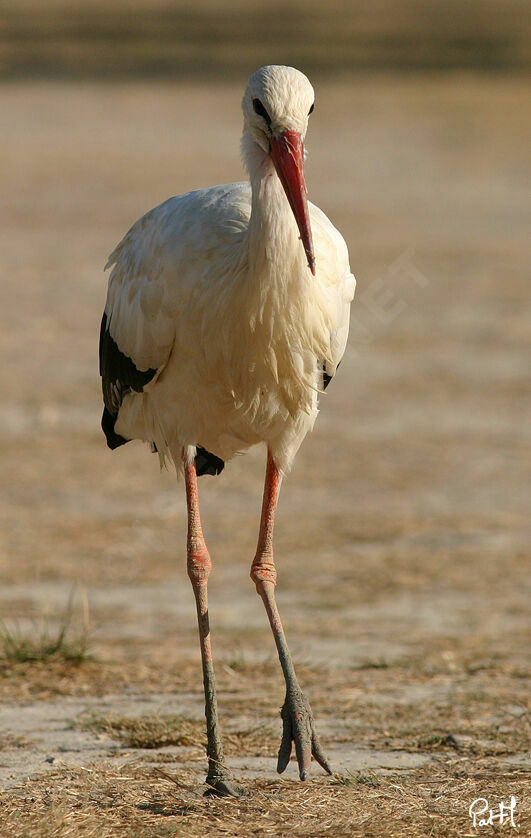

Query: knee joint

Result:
[250,554,277,588]
[187,538,211,584]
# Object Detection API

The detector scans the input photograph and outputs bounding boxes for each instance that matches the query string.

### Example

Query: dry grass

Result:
[77,713,204,750]
[77,710,279,759]
[0,734,30,751]
[2,762,529,838]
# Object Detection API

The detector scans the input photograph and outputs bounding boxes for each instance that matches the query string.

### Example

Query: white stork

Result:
[100,65,355,796]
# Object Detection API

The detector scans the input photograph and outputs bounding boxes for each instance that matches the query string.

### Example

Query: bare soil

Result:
[0,75,529,836]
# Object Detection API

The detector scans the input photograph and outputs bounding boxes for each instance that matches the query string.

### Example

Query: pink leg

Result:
[183,454,244,797]
[250,448,332,780]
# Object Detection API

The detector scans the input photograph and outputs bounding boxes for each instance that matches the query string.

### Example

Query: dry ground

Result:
[0,75,529,836]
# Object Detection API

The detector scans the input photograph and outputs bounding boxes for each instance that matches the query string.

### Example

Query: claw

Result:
[277,706,293,773]
[204,777,248,798]
[276,687,332,779]
[205,765,248,797]
[311,731,333,775]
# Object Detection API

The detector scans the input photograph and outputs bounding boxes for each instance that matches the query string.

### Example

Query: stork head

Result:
[242,65,316,274]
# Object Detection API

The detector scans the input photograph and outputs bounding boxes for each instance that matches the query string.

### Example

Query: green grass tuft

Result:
[0,591,90,665]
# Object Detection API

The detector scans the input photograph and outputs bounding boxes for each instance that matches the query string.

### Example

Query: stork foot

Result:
[277,687,332,780]
[204,769,247,798]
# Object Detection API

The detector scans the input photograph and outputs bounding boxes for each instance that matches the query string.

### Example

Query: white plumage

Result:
[101,65,354,475]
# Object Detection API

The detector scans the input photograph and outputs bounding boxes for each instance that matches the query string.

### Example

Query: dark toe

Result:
[204,776,248,798]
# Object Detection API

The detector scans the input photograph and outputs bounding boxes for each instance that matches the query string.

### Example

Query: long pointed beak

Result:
[269,130,316,275]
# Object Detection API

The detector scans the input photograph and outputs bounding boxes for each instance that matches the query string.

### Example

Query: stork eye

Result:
[253,98,271,127]
[308,102,314,115]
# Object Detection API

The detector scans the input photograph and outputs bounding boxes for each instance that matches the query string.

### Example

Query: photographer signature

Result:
[469,796,518,829]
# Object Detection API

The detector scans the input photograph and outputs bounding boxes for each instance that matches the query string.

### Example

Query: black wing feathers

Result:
[99,312,225,476]
[99,312,157,449]
[101,405,129,450]
[100,313,157,412]
[322,359,341,390]
[195,447,225,476]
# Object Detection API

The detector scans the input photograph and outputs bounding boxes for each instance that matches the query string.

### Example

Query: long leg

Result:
[183,452,244,797]
[250,448,332,780]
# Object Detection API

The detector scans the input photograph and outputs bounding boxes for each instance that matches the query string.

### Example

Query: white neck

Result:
[216,132,333,419]
[242,135,306,287]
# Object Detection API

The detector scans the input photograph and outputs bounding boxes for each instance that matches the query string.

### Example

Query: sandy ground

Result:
[0,75,529,836]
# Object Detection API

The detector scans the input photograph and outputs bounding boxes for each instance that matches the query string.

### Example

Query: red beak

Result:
[270,130,315,275]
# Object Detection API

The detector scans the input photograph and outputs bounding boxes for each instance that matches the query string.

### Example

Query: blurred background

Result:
[0,0,529,824]
[2,0,530,77]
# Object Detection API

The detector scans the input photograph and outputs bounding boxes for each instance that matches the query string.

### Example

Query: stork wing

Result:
[309,202,356,389]
[99,199,181,448]
[99,184,252,451]
[324,266,355,388]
